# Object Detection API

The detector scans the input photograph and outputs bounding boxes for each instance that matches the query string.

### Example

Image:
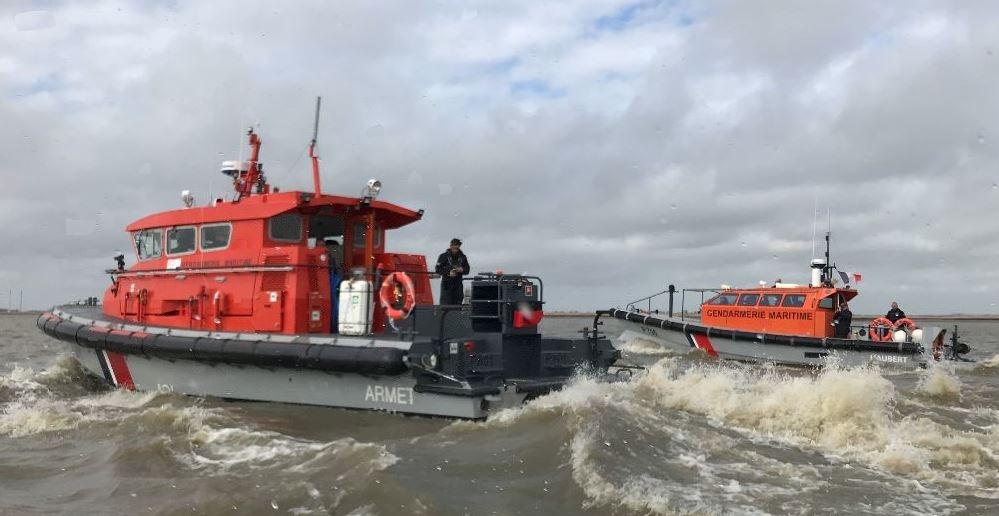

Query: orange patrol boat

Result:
[604,233,972,368]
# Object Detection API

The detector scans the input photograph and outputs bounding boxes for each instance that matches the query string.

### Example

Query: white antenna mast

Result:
[234,115,245,201]
[811,194,818,258]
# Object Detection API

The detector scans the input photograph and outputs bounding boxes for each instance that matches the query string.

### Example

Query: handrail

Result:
[625,285,722,320]
[625,289,670,312]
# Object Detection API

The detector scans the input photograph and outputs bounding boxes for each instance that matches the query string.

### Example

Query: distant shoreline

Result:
[546,311,999,321]
[4,310,996,321]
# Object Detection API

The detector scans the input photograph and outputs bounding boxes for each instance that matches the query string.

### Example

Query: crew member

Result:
[832,302,853,338]
[324,237,343,332]
[435,238,470,305]
[886,301,906,324]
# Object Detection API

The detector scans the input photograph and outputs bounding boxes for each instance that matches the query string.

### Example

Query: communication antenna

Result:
[824,209,833,284]
[309,96,323,195]
[811,194,818,258]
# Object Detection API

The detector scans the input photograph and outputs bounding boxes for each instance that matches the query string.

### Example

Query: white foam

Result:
[0,398,90,437]
[570,430,675,514]
[915,362,962,401]
[469,357,999,505]
[616,337,674,356]
[635,359,999,497]
[979,353,999,369]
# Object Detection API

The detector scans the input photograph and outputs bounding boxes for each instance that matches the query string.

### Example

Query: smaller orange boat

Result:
[605,233,972,368]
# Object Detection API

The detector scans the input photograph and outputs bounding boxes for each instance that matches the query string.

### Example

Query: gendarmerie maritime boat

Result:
[606,233,972,369]
[37,99,620,419]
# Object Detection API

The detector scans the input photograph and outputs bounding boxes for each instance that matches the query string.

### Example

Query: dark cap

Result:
[450,238,462,246]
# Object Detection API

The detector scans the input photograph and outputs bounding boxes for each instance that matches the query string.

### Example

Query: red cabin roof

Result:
[127,191,422,231]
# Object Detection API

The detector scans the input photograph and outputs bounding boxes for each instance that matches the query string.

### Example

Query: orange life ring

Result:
[893,318,916,333]
[869,317,894,342]
[379,272,416,320]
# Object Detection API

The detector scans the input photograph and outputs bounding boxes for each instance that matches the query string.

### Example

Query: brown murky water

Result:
[2,313,998,515]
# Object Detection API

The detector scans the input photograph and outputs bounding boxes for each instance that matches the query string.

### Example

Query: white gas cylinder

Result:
[892,330,908,343]
[338,279,373,335]
[910,328,924,344]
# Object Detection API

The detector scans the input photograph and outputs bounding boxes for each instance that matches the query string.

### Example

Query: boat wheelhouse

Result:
[116,181,430,335]
[700,285,858,338]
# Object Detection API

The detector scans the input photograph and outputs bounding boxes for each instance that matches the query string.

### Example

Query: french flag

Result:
[838,271,863,284]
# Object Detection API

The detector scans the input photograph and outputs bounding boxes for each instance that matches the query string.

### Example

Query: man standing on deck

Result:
[832,302,853,338]
[886,301,906,324]
[435,238,470,305]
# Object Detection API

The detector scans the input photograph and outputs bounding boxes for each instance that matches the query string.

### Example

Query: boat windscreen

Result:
[760,293,782,306]
[707,293,738,305]
[781,294,806,307]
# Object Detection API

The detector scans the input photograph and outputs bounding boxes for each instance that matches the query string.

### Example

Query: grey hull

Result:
[67,341,524,419]
[611,309,927,370]
[38,301,621,419]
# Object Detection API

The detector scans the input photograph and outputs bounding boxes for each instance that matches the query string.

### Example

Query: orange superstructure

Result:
[701,285,858,337]
[103,124,431,335]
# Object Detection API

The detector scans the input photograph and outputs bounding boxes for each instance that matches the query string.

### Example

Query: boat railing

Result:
[625,286,721,321]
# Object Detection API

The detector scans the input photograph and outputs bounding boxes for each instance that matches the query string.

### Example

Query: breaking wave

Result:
[616,336,675,356]
[451,357,998,512]
[915,362,963,401]
[978,353,999,369]
[0,357,399,514]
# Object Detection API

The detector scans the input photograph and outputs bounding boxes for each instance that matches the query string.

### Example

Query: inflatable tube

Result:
[609,309,920,354]
[38,312,408,376]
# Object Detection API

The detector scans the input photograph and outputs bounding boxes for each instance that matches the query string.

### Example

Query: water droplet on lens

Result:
[670,204,677,210]
[977,133,986,144]
[992,183,997,190]
[740,241,747,247]
[772,255,778,260]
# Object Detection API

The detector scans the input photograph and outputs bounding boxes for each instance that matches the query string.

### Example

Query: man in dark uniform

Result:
[886,301,905,324]
[832,302,853,338]
[435,238,470,305]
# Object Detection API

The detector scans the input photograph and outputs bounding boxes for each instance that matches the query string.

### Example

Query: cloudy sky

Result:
[2,0,998,314]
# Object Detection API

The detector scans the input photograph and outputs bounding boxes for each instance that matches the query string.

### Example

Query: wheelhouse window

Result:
[759,294,783,307]
[269,213,302,242]
[166,226,196,255]
[133,229,163,261]
[201,223,231,251]
[308,215,345,241]
[707,293,738,306]
[781,294,807,307]
[352,222,382,248]
[818,297,834,309]
[737,294,760,306]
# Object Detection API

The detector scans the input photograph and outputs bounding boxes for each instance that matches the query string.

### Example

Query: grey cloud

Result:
[2,0,999,315]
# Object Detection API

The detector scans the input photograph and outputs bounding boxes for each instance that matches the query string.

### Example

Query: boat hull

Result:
[609,309,927,369]
[64,341,515,419]
[36,307,573,419]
